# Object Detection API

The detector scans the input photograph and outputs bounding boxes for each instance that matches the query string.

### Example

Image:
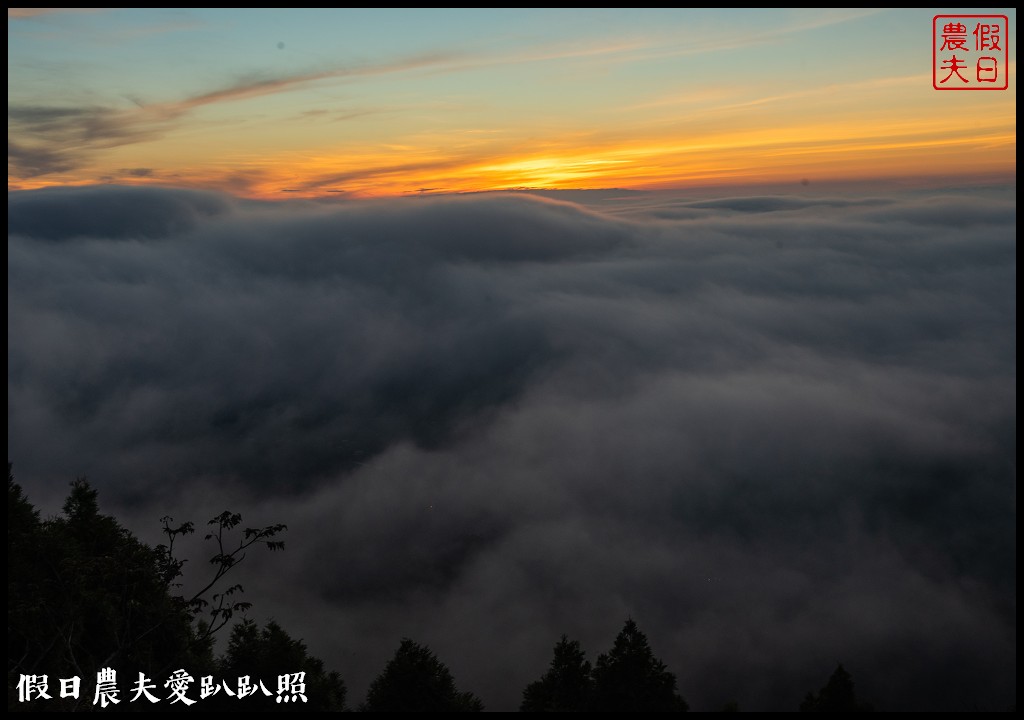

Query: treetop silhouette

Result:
[362,638,483,712]
[521,619,688,713]
[520,634,593,712]
[591,618,689,712]
[800,663,874,712]
[7,467,308,712]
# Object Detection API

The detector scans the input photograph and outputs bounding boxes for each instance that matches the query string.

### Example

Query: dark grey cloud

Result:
[8,139,80,177]
[7,104,168,178]
[7,185,1015,711]
[682,195,892,213]
[8,184,231,240]
[7,51,463,181]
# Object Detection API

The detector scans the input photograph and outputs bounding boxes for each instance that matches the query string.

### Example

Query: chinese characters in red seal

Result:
[933,15,1009,90]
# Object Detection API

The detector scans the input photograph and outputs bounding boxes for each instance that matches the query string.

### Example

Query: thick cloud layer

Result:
[8,185,1016,710]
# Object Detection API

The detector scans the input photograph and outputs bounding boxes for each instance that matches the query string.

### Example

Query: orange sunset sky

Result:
[8,8,1017,198]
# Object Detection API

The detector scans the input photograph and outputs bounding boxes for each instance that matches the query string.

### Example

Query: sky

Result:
[7,8,1017,197]
[6,7,1018,713]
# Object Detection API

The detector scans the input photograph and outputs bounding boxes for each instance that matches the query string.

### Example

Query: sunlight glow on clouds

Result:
[7,8,1016,197]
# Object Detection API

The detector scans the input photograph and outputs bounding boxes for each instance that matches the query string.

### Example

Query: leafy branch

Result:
[156,511,287,645]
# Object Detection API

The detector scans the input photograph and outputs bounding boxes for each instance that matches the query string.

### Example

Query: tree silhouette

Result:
[8,475,202,711]
[212,618,347,711]
[362,638,483,712]
[590,618,688,712]
[157,509,287,645]
[7,468,323,712]
[520,634,593,711]
[800,663,874,712]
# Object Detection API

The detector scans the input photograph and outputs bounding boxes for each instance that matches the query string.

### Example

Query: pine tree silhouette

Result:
[521,634,594,711]
[800,663,874,712]
[362,638,483,712]
[590,619,688,712]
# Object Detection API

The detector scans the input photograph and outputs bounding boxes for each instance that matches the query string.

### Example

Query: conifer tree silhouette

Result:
[590,619,688,712]
[800,663,874,712]
[362,638,483,712]
[521,634,594,711]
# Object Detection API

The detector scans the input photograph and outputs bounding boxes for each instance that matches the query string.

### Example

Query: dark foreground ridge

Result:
[10,467,884,712]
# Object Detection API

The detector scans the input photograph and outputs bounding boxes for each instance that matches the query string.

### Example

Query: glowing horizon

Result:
[8,8,1017,198]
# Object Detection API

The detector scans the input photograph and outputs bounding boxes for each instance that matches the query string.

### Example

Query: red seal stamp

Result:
[933,15,1009,90]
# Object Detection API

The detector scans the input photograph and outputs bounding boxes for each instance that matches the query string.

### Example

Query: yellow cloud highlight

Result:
[13,114,1015,198]
[9,66,1016,199]
[190,108,1010,198]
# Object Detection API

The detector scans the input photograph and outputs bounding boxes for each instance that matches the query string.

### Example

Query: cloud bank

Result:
[7,185,1016,710]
